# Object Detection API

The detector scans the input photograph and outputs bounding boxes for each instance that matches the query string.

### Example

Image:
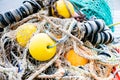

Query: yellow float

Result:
[29,33,56,61]
[52,0,75,18]
[16,23,37,47]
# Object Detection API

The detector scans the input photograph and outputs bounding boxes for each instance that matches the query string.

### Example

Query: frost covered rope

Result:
[0,0,43,27]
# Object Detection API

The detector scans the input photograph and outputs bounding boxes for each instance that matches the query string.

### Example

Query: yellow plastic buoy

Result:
[29,33,56,61]
[65,49,88,66]
[16,23,37,47]
[52,0,74,18]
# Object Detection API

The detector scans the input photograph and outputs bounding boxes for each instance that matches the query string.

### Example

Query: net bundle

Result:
[69,0,113,25]
[0,10,119,80]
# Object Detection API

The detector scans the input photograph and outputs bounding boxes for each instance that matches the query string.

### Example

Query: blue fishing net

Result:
[69,0,114,32]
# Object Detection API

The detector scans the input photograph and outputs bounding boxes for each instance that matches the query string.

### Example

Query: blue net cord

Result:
[69,0,114,32]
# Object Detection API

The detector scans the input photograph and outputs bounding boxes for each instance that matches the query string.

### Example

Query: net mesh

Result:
[69,0,114,31]
[0,10,119,80]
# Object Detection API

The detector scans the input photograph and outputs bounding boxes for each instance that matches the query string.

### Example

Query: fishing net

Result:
[0,9,119,80]
[69,0,114,32]
[69,0,112,25]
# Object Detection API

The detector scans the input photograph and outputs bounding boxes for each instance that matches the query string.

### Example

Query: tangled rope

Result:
[0,10,119,80]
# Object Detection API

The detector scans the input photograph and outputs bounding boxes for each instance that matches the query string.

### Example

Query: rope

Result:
[108,22,120,28]
[0,11,119,80]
